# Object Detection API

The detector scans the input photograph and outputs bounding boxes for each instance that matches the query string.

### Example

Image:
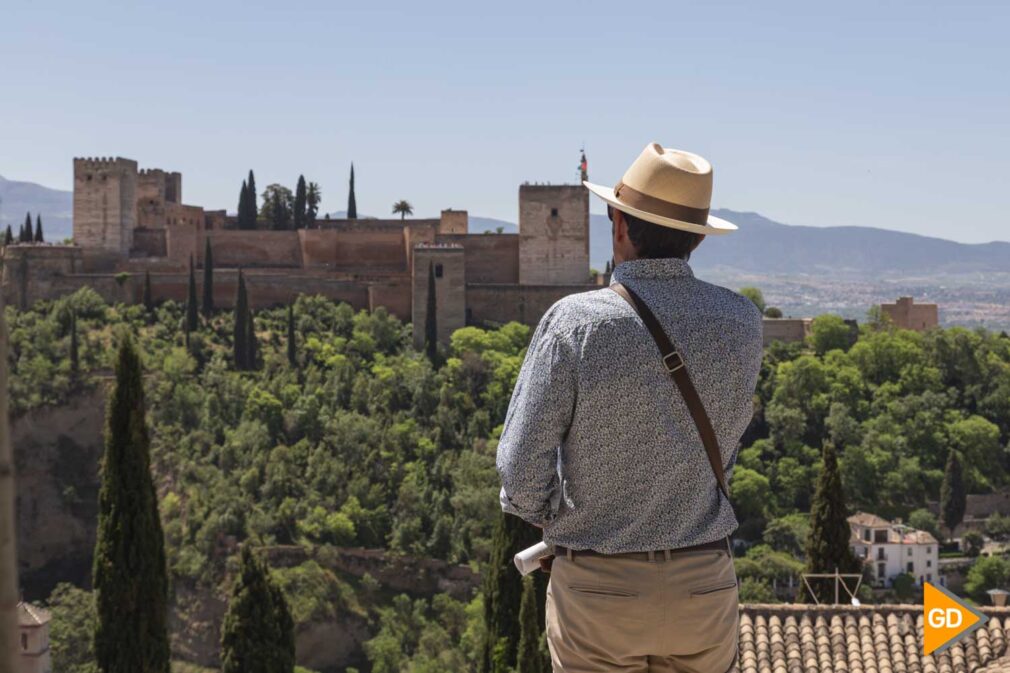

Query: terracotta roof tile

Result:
[850,512,893,528]
[733,605,1010,673]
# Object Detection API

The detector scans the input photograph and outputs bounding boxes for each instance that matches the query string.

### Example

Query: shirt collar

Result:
[611,258,695,284]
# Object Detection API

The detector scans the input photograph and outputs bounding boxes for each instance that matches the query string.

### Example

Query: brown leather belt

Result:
[555,537,730,561]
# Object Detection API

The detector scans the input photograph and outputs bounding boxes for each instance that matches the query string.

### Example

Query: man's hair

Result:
[610,206,702,260]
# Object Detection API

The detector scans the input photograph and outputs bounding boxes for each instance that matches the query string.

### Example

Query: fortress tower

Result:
[411,244,466,348]
[517,184,589,285]
[136,168,183,229]
[73,157,138,254]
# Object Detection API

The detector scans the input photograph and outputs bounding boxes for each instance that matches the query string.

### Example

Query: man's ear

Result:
[612,209,626,242]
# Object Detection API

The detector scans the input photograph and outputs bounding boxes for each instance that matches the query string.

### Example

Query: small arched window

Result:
[434,263,444,278]
[21,633,27,651]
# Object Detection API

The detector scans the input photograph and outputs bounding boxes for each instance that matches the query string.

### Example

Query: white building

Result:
[17,601,52,673]
[849,512,940,588]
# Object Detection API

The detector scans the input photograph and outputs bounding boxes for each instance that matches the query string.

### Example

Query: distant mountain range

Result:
[5,174,1010,280]
[0,175,72,241]
[471,211,1010,278]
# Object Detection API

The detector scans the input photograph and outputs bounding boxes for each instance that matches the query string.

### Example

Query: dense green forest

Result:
[9,287,1010,670]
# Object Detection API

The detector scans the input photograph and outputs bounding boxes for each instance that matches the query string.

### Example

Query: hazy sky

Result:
[2,1,1008,241]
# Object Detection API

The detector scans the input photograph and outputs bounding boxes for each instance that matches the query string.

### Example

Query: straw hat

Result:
[584,143,736,235]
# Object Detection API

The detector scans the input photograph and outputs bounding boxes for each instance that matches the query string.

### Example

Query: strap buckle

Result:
[663,351,685,373]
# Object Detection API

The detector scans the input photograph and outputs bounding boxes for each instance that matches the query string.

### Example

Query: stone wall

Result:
[465,282,597,326]
[136,168,184,229]
[518,184,590,285]
[368,280,411,321]
[166,202,205,229]
[437,233,519,284]
[144,270,373,311]
[131,228,167,257]
[1,245,85,309]
[412,246,466,347]
[298,228,407,272]
[73,157,138,254]
[404,222,439,275]
[205,230,302,268]
[166,222,201,265]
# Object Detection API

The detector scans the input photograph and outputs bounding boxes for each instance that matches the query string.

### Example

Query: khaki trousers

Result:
[545,548,739,673]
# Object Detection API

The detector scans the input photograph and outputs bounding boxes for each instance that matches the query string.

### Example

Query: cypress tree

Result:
[143,271,154,314]
[481,512,545,673]
[22,213,31,242]
[269,189,290,231]
[92,337,170,673]
[424,261,438,362]
[3,225,12,245]
[940,449,966,540]
[202,237,214,317]
[220,546,295,673]
[233,270,248,370]
[347,163,357,219]
[293,175,307,229]
[17,223,23,243]
[246,309,258,370]
[804,441,859,603]
[69,312,80,379]
[237,180,249,230]
[247,171,257,228]
[515,575,546,673]
[185,255,199,333]
[286,305,297,369]
[34,214,43,243]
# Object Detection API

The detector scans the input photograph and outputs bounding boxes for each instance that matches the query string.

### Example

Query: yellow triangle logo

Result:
[924,582,988,655]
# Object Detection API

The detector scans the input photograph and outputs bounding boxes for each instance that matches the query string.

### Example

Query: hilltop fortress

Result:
[2,157,602,344]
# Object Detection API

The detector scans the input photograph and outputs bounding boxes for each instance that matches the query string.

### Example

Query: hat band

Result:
[614,181,710,226]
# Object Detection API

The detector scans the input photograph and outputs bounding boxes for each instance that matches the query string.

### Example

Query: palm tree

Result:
[392,200,414,221]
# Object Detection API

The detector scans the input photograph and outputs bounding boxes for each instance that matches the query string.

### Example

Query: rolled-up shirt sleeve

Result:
[496,318,576,525]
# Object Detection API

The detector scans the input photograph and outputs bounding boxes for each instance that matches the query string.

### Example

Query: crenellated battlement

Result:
[73,156,137,168]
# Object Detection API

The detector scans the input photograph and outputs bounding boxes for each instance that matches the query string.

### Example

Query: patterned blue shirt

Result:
[496,257,764,553]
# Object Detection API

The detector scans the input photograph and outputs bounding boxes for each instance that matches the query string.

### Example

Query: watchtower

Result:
[73,157,138,254]
[518,184,589,285]
[411,244,466,349]
[137,168,183,229]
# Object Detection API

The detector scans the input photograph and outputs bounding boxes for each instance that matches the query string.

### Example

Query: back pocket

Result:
[690,580,738,597]
[568,584,638,599]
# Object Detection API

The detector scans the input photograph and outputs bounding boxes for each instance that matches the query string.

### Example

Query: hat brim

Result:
[584,181,737,235]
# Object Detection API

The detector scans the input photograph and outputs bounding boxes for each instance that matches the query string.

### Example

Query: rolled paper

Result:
[514,541,552,576]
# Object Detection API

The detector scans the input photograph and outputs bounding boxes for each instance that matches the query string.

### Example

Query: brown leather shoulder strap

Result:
[610,282,730,500]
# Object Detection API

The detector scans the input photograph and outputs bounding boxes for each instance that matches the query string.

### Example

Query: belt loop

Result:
[725,537,732,556]
[648,550,656,563]
[663,549,672,562]
[567,547,573,562]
